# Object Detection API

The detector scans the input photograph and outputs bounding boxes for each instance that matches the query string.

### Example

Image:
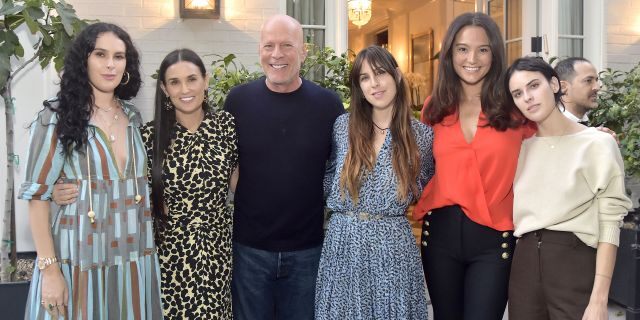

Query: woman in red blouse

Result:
[415,12,534,320]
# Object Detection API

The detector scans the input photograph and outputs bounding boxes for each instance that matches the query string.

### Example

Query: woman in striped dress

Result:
[18,23,163,319]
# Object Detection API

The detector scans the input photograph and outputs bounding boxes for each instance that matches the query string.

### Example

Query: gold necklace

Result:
[94,103,114,113]
[536,125,571,149]
[94,104,121,142]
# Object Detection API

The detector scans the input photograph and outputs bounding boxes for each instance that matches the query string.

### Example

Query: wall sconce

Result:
[179,0,220,19]
[348,0,372,27]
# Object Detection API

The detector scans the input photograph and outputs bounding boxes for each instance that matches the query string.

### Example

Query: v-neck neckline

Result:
[94,126,131,179]
[89,101,134,179]
[456,111,484,145]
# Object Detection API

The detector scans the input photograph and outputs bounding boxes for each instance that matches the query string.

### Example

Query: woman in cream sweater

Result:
[504,57,632,320]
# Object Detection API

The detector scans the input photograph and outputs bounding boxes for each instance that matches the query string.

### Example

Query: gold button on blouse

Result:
[502,232,509,238]
[421,241,428,247]
[501,243,508,249]
[501,252,509,259]
[423,231,430,236]
[427,211,433,216]
[424,221,430,226]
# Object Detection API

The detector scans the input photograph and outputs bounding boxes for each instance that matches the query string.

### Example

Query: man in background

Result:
[555,57,601,124]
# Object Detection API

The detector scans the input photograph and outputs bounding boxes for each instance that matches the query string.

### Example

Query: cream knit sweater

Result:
[513,127,632,247]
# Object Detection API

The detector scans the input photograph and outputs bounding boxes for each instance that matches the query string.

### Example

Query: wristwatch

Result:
[37,256,58,270]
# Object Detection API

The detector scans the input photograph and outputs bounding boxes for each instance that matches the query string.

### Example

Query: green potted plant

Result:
[300,45,353,108]
[206,53,262,108]
[1,1,87,317]
[589,61,640,319]
[206,45,353,109]
[590,63,640,182]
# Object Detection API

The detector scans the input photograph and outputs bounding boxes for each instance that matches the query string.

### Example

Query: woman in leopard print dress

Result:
[141,49,238,319]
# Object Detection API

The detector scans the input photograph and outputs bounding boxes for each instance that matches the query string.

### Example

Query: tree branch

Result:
[7,41,43,85]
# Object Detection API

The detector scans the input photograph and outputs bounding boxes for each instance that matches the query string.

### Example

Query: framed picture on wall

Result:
[409,30,434,107]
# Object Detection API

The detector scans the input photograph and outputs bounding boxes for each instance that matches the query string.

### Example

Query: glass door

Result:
[480,0,523,64]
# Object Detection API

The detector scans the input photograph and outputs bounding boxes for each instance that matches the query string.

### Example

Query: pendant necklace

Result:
[373,121,389,135]
[94,102,120,143]
[538,125,571,149]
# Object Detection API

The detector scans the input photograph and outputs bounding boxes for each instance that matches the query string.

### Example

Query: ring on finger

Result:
[48,303,54,310]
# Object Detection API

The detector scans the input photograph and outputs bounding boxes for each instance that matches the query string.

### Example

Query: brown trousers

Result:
[508,229,596,320]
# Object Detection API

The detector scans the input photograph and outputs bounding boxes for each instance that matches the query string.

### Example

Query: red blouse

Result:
[413,111,536,231]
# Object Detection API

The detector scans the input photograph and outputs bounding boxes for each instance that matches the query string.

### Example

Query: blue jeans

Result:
[232,242,321,320]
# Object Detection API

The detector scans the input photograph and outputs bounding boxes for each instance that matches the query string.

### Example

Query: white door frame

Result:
[280,0,348,54]
[476,0,604,70]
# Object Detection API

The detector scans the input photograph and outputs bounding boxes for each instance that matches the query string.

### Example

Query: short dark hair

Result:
[505,57,564,115]
[554,57,592,82]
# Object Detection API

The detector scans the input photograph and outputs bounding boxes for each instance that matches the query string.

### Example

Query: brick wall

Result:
[3,0,284,251]
[606,0,640,71]
[68,0,282,119]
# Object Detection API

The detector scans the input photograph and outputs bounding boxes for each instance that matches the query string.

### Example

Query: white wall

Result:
[1,27,59,252]
[605,0,640,71]
[70,0,283,120]
[4,0,283,251]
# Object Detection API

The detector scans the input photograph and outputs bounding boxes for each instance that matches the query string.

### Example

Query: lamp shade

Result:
[348,0,372,27]
[179,0,220,19]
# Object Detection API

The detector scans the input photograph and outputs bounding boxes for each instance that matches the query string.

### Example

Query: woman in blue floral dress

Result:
[315,46,434,319]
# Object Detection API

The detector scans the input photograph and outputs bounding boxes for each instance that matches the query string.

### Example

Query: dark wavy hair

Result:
[423,12,521,130]
[48,22,141,156]
[504,57,564,116]
[151,49,210,232]
[340,45,420,203]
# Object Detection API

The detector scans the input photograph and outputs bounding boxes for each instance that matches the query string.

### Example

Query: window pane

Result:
[287,0,325,25]
[506,0,522,41]
[506,41,522,65]
[488,0,504,35]
[558,0,583,35]
[303,29,325,49]
[559,38,583,57]
[303,29,326,81]
[454,0,475,17]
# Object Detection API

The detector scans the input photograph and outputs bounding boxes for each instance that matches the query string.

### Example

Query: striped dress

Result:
[18,100,163,319]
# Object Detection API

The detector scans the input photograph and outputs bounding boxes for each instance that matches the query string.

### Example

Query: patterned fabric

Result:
[141,111,238,319]
[19,100,163,319]
[315,113,434,320]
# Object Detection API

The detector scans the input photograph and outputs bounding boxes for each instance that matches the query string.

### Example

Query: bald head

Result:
[261,14,304,45]
[259,15,307,93]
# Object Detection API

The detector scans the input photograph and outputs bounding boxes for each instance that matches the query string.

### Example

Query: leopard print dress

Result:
[141,111,238,319]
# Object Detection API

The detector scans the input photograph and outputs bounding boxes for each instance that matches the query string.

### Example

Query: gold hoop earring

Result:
[121,72,130,85]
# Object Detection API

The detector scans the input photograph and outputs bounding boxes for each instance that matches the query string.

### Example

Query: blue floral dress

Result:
[19,101,163,319]
[315,113,434,320]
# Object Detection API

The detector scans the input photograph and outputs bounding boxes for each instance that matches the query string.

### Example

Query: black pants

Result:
[421,205,515,320]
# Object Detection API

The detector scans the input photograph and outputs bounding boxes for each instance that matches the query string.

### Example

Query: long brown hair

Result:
[340,46,420,203]
[424,12,521,130]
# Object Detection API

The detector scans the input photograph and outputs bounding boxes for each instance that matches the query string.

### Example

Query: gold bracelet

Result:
[36,256,58,270]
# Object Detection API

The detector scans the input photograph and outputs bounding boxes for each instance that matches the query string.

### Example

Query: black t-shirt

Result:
[224,77,344,251]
